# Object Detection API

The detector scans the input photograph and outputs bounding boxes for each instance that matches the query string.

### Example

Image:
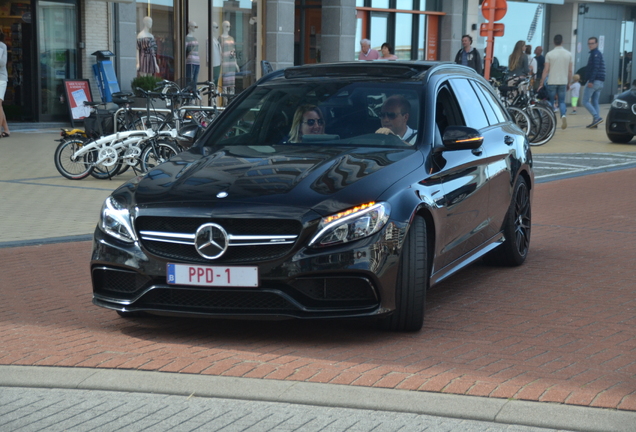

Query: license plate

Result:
[167,263,258,287]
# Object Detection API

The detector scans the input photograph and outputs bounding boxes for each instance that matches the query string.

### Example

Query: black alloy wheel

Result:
[484,177,531,266]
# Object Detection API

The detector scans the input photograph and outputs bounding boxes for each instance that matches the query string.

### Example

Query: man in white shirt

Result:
[377,95,417,144]
[538,35,572,129]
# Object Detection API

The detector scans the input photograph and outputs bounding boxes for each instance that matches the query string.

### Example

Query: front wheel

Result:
[381,215,428,332]
[54,139,94,180]
[484,177,531,266]
[139,139,180,172]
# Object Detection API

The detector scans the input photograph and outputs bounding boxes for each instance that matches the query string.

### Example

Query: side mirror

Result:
[437,126,484,152]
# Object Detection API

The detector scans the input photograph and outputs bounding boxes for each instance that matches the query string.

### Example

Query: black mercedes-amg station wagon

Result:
[91,62,533,331]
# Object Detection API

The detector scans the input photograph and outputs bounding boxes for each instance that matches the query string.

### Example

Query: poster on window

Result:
[63,79,93,125]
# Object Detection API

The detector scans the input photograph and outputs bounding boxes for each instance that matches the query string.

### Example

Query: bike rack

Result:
[114,106,225,131]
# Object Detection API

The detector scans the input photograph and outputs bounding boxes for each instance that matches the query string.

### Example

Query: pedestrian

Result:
[358,39,379,61]
[454,35,482,75]
[530,46,544,89]
[380,42,398,60]
[0,30,9,138]
[583,36,606,128]
[508,41,530,78]
[570,74,581,114]
[539,34,572,130]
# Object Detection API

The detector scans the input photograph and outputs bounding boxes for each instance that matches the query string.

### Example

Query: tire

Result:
[381,215,428,332]
[528,104,557,146]
[607,132,633,144]
[507,107,532,138]
[139,139,180,172]
[484,177,531,266]
[54,139,94,180]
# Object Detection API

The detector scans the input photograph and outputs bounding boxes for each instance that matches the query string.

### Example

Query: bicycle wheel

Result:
[507,106,532,137]
[90,154,124,179]
[54,139,94,180]
[139,139,180,172]
[527,104,557,146]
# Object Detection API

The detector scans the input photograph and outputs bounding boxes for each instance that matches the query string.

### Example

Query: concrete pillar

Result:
[321,0,356,63]
[114,2,137,92]
[265,0,295,71]
[440,0,465,62]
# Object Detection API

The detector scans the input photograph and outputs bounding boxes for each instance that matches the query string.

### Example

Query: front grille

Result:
[92,267,151,295]
[135,216,302,263]
[137,288,297,311]
[136,217,300,236]
[143,241,294,263]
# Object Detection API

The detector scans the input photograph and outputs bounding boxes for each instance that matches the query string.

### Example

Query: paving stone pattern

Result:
[0,169,635,412]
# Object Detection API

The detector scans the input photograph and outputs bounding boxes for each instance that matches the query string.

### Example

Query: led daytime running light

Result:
[322,201,376,224]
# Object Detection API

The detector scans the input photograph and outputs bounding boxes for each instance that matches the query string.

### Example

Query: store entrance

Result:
[37,0,78,122]
[2,0,34,121]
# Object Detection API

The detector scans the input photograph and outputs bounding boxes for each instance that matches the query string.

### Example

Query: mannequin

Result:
[211,22,222,83]
[185,21,199,86]
[220,20,240,95]
[136,16,160,76]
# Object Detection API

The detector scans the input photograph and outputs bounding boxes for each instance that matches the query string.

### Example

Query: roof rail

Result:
[283,61,437,79]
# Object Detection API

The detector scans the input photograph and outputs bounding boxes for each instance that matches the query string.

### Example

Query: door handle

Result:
[504,136,514,145]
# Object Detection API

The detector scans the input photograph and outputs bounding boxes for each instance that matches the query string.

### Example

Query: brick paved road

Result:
[1,169,635,412]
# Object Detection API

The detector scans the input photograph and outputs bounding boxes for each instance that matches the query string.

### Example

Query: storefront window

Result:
[136,1,174,81]
[189,0,257,99]
[395,13,412,59]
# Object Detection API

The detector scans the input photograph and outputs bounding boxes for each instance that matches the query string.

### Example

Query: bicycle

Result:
[54,90,181,180]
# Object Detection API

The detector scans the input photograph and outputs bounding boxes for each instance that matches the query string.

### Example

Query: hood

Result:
[129,144,422,214]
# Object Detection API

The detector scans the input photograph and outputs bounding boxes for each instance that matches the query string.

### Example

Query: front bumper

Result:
[91,223,404,319]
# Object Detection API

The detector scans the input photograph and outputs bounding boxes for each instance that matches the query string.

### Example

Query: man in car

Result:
[376,95,417,144]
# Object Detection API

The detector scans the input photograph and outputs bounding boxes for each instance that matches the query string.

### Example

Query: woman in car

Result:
[289,105,325,142]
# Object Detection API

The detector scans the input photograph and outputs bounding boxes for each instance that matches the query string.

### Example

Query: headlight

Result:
[99,196,137,243]
[611,99,629,109]
[309,202,390,248]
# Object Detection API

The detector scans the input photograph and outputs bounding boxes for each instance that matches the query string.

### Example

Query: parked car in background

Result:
[91,61,533,331]
[606,80,636,143]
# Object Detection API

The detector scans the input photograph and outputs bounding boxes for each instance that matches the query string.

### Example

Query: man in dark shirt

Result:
[454,35,482,75]
[583,36,606,128]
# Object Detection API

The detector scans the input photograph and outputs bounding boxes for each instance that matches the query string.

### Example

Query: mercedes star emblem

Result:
[194,223,229,259]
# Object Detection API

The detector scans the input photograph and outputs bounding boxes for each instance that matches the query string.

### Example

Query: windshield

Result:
[201,80,422,148]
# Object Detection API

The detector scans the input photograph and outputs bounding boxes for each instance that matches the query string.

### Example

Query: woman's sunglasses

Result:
[303,119,324,126]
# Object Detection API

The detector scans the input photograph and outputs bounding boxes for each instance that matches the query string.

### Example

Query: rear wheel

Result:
[381,216,428,332]
[484,177,531,266]
[507,107,532,137]
[54,139,94,180]
[607,132,633,143]
[139,139,180,172]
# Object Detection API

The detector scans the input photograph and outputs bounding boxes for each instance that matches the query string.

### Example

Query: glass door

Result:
[37,0,77,121]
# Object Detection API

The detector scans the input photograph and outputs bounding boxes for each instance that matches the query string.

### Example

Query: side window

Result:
[450,78,489,130]
[435,82,465,135]
[469,80,499,125]
[473,82,508,124]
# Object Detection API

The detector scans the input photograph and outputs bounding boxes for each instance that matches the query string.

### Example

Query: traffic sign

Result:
[480,22,504,37]
[481,0,507,22]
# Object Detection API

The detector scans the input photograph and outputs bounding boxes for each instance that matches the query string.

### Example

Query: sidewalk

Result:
[1,106,636,431]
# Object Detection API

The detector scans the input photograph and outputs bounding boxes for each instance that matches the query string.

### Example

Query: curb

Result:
[1,365,635,432]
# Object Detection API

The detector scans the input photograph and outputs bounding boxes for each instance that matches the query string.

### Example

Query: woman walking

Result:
[508,40,530,78]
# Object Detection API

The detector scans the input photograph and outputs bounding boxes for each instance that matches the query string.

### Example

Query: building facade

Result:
[6,0,636,122]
